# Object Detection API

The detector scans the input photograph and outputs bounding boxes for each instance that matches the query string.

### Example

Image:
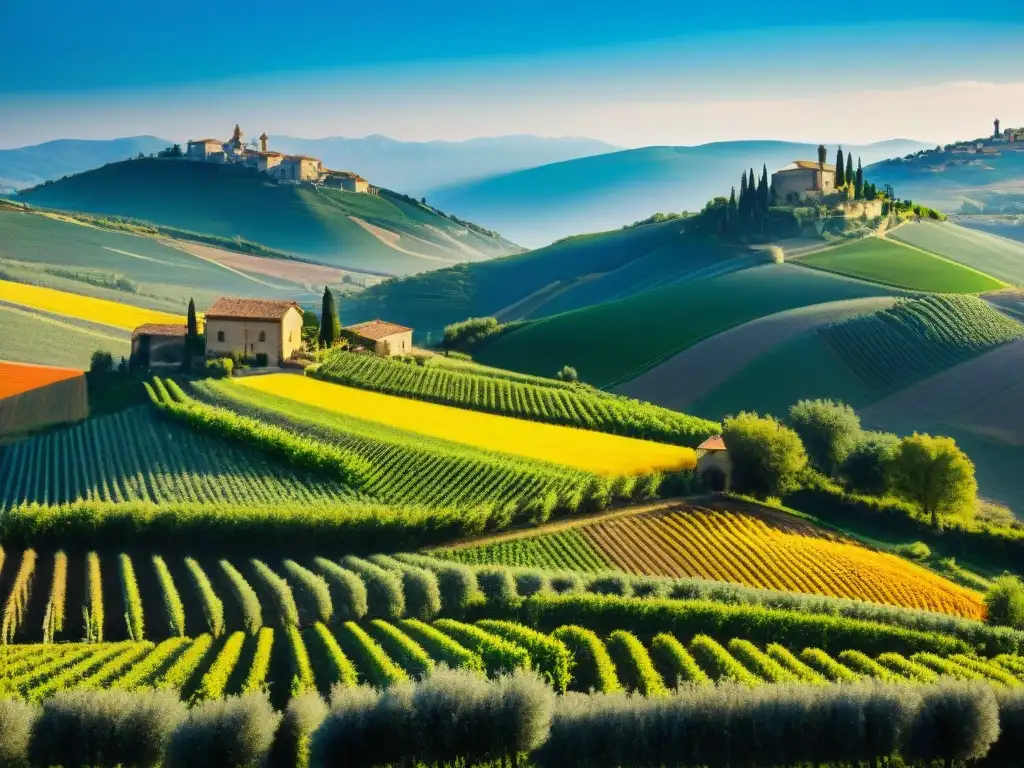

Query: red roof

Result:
[131,323,187,341]
[206,298,301,321]
[697,435,727,451]
[345,319,414,341]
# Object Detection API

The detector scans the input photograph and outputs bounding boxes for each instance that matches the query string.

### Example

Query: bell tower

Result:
[995,119,1000,139]
[259,133,269,152]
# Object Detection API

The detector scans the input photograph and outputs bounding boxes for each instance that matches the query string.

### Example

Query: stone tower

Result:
[260,132,269,152]
[995,119,1000,139]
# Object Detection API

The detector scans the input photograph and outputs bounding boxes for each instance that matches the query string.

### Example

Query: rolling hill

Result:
[270,134,621,195]
[428,139,933,247]
[887,219,1024,286]
[0,136,171,190]
[17,159,522,275]
[342,218,745,340]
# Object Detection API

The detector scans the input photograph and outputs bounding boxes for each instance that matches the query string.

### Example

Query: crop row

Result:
[4,618,1024,707]
[310,348,720,447]
[821,294,1024,391]
[0,406,359,510]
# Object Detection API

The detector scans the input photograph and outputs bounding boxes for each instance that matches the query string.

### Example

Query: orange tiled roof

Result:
[131,323,187,341]
[697,435,727,451]
[345,319,414,340]
[206,298,301,321]
[188,138,223,145]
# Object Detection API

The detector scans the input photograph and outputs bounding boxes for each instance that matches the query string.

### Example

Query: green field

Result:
[799,237,1005,293]
[690,331,878,420]
[474,264,900,388]
[820,294,1024,391]
[19,160,519,275]
[344,220,741,340]
[0,208,316,309]
[889,220,1024,286]
[0,303,131,368]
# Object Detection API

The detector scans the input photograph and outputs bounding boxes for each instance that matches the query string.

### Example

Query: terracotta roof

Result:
[781,160,837,172]
[206,298,301,321]
[188,138,223,145]
[131,323,187,341]
[697,435,727,451]
[345,319,414,340]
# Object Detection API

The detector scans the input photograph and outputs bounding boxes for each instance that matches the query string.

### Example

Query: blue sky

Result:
[2,0,1024,148]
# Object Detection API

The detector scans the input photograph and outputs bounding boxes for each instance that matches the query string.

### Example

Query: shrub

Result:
[267,692,327,768]
[788,399,862,476]
[251,559,300,627]
[727,638,797,682]
[193,632,246,702]
[551,625,621,693]
[287,624,317,695]
[396,564,442,621]
[585,574,631,597]
[340,557,404,619]
[308,685,384,768]
[895,540,932,561]
[800,647,860,682]
[549,574,582,595]
[765,643,826,683]
[184,558,224,638]
[723,412,807,496]
[903,680,1000,765]
[85,552,104,643]
[986,575,1024,630]
[842,430,899,495]
[204,357,233,378]
[556,365,579,383]
[395,554,477,614]
[220,560,262,633]
[982,688,1024,767]
[514,570,549,597]
[650,633,709,687]
[0,697,38,768]
[337,622,408,688]
[283,560,334,624]
[690,635,760,686]
[367,619,434,680]
[398,619,485,674]
[242,628,275,694]
[156,635,214,690]
[839,649,902,682]
[630,576,669,599]
[476,567,517,604]
[164,693,280,768]
[310,622,358,690]
[478,620,572,693]
[312,559,368,621]
[152,555,185,637]
[432,619,531,677]
[878,652,940,683]
[118,553,145,642]
[606,630,667,696]
[30,689,185,768]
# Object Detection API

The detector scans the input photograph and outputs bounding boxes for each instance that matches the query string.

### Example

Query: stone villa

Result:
[185,128,372,192]
[770,145,836,202]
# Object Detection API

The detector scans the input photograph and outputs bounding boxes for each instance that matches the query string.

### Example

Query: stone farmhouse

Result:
[696,435,731,492]
[770,145,836,202]
[185,128,372,192]
[342,319,414,357]
[204,297,305,364]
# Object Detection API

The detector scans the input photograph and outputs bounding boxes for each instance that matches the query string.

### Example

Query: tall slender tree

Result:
[728,186,737,227]
[739,170,749,223]
[855,158,864,199]
[758,165,769,212]
[835,146,845,187]
[185,297,200,366]
[318,286,341,348]
[846,152,854,190]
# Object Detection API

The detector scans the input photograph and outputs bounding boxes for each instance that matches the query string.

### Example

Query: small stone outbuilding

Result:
[205,297,304,365]
[130,323,187,371]
[343,319,414,357]
[696,435,732,492]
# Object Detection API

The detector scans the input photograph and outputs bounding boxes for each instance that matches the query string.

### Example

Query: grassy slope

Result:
[343,219,740,339]
[0,208,314,309]
[889,220,1024,286]
[18,160,518,275]
[0,304,131,369]
[798,238,1005,293]
[475,264,899,388]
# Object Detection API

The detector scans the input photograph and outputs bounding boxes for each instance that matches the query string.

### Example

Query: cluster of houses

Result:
[130,297,412,370]
[185,127,373,193]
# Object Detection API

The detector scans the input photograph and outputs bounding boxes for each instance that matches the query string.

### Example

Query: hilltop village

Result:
[182,124,373,193]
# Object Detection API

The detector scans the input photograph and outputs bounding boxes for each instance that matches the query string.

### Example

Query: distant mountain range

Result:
[0,136,171,190]
[427,140,934,247]
[268,134,621,194]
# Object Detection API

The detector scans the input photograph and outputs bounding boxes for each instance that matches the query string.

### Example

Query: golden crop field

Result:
[0,279,184,331]
[581,504,985,619]
[236,374,696,475]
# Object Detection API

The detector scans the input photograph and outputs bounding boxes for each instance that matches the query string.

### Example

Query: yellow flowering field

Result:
[0,279,184,331]
[583,504,985,619]
[237,374,696,475]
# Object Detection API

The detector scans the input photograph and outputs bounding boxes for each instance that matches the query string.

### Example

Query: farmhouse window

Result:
[259,331,267,342]
[217,331,225,342]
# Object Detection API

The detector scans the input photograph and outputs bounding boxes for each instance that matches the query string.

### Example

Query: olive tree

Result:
[788,399,861,476]
[722,412,807,497]
[985,575,1024,629]
[889,434,978,530]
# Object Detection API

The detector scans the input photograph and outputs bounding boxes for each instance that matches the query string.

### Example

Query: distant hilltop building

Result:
[770,144,836,202]
[184,126,374,192]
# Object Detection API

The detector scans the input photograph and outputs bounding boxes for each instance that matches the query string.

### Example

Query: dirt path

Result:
[348,217,457,263]
[614,297,897,410]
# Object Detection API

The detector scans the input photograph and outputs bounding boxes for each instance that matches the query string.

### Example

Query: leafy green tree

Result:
[834,146,845,187]
[841,431,899,495]
[556,365,579,383]
[722,412,807,497]
[890,434,978,530]
[89,350,114,376]
[985,575,1024,629]
[788,399,861,477]
[318,286,341,349]
[846,152,854,190]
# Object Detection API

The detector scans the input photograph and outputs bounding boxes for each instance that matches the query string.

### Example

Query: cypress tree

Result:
[749,167,756,217]
[728,186,737,227]
[835,146,845,187]
[846,152,854,190]
[855,158,864,199]
[759,165,770,212]
[318,286,341,349]
[186,298,199,353]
